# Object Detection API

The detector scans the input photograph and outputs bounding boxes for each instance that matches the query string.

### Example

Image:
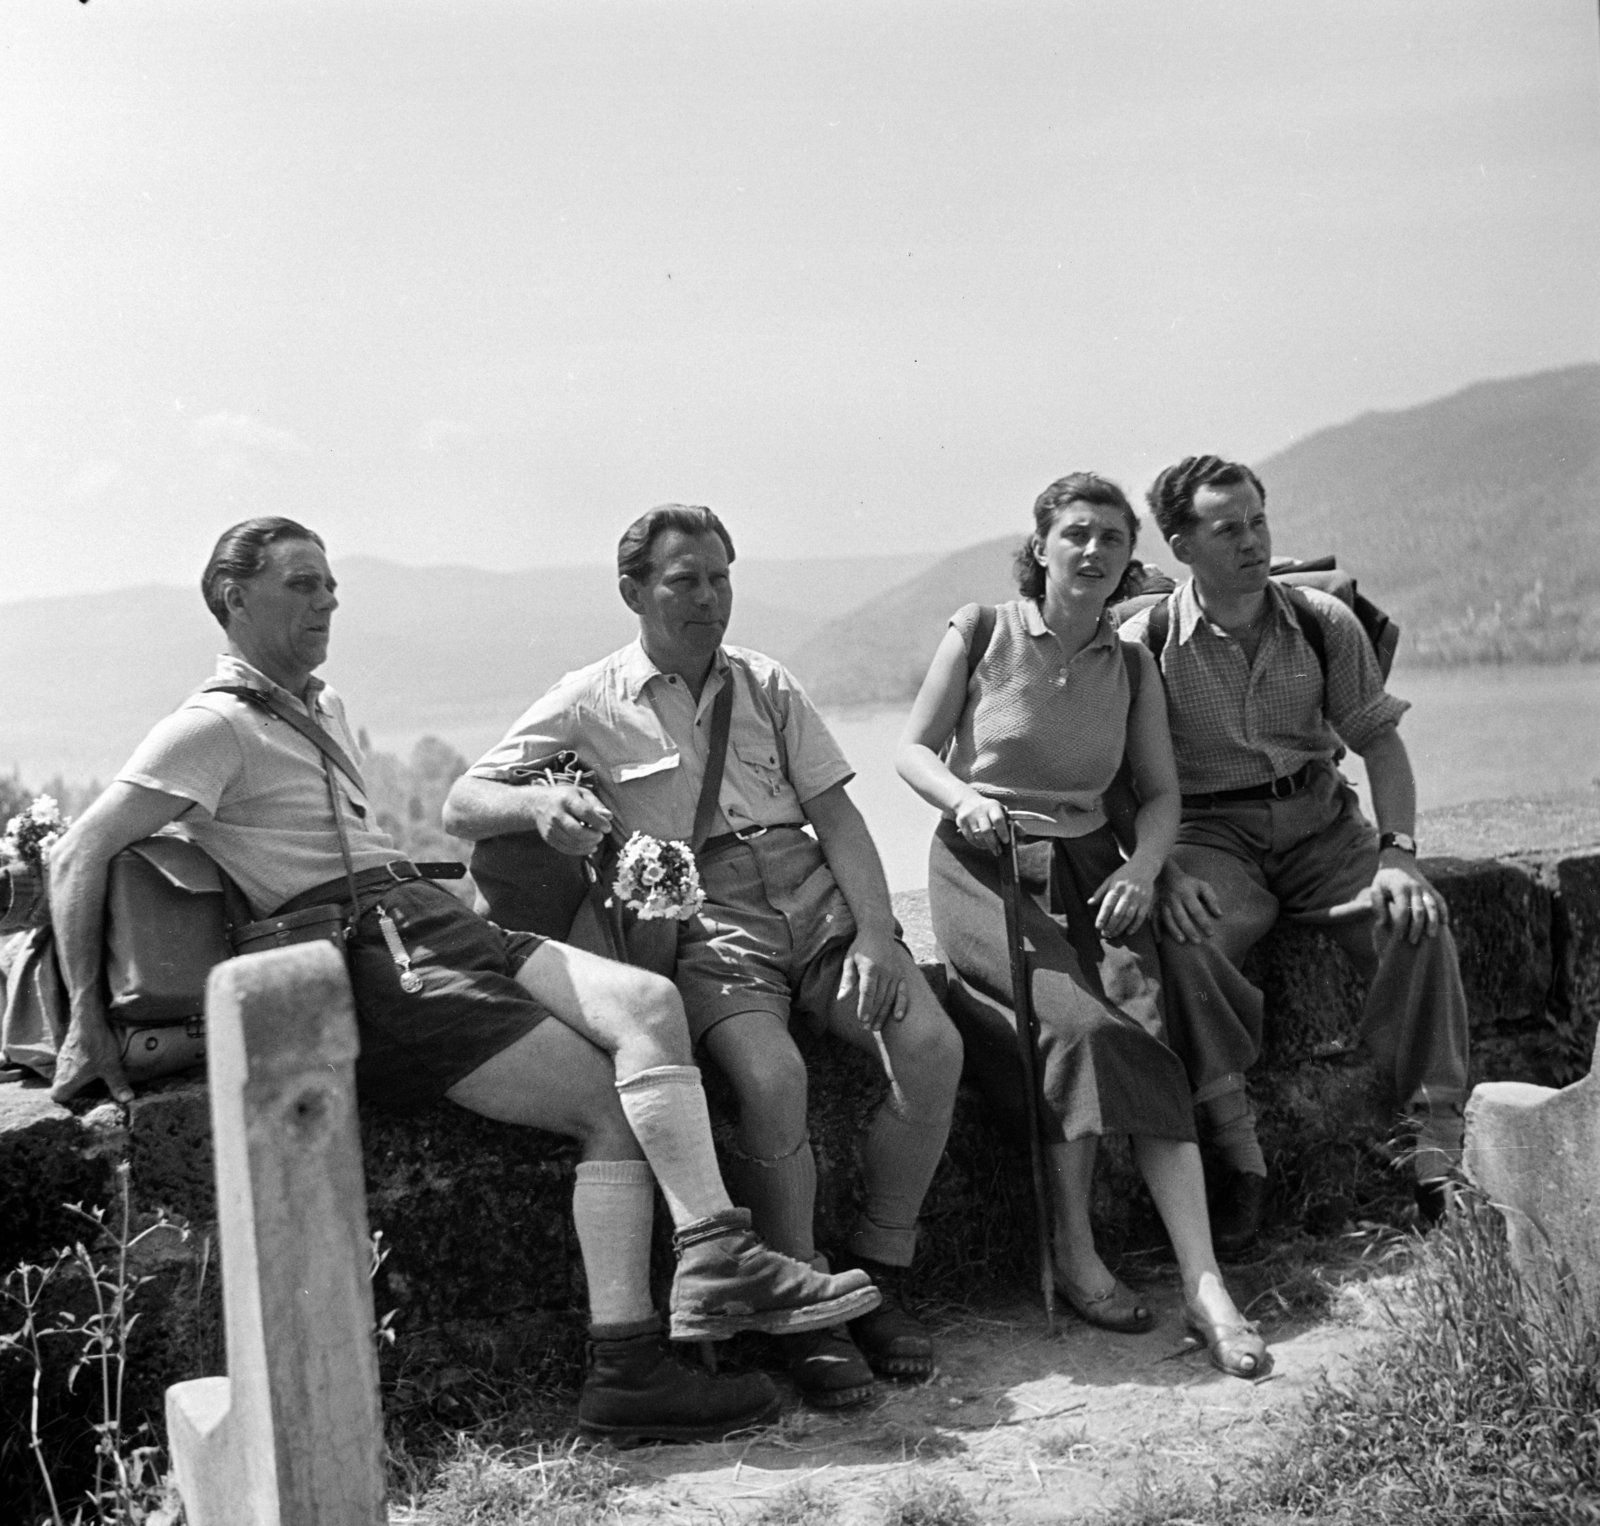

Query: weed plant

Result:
[0,1163,178,1526]
[878,1479,981,1526]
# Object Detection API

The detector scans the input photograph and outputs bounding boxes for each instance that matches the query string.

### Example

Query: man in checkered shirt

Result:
[1119,455,1469,1252]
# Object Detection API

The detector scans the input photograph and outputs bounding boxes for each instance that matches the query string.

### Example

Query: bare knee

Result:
[609,967,692,1060]
[725,1034,809,1143]
[887,985,964,1106]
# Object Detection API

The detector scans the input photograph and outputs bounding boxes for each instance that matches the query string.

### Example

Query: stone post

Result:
[165,943,385,1526]
[1463,1027,1600,1329]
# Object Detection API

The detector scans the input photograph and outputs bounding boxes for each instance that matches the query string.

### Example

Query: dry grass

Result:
[392,1435,629,1526]
[1094,1190,1600,1526]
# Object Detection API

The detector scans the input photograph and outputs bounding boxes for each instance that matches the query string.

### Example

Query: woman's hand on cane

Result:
[953,790,1010,854]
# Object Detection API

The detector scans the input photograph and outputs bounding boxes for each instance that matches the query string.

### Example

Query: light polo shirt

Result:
[117,655,407,916]
[468,640,854,843]
[1118,580,1409,795]
[944,600,1129,838]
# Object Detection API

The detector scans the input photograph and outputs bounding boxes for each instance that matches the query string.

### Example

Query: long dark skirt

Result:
[928,819,1196,1149]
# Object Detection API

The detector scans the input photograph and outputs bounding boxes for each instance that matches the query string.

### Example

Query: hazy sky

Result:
[4,0,1597,599]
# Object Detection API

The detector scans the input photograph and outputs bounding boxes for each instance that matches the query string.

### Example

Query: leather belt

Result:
[1182,762,1315,809]
[697,823,808,859]
[274,859,463,917]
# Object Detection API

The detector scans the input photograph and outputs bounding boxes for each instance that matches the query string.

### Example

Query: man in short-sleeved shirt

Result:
[446,504,963,1409]
[1121,456,1469,1250]
[47,516,879,1444]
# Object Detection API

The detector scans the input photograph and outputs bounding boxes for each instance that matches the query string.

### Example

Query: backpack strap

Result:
[964,604,997,679]
[1281,586,1328,690]
[1143,594,1173,663]
[205,684,367,795]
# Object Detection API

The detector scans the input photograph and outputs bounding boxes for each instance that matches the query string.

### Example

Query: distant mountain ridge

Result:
[788,364,1600,705]
[3,365,1595,782]
[0,551,935,783]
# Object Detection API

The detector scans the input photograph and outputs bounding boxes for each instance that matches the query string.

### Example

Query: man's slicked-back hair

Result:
[201,517,325,629]
[616,504,736,583]
[1145,456,1266,542]
[1014,472,1140,601]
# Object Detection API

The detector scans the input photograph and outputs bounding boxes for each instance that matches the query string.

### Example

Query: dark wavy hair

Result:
[1145,455,1266,541]
[201,517,325,629]
[616,504,736,583]
[1014,473,1141,602]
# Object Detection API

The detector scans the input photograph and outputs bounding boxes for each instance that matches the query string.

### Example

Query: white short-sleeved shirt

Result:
[468,640,854,842]
[118,655,407,916]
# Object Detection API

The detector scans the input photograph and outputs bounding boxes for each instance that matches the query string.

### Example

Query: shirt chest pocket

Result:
[734,741,786,796]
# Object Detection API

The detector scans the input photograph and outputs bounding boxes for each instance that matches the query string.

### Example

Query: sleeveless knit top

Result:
[943,600,1131,838]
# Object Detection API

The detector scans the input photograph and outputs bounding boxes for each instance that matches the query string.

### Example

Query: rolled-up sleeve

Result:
[467,683,581,782]
[769,666,854,804]
[1317,595,1410,753]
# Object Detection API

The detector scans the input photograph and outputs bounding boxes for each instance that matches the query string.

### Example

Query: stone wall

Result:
[3,845,1596,1496]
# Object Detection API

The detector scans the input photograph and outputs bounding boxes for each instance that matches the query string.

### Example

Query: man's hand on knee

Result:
[1331,860,1447,947]
[1156,865,1221,944]
[837,929,909,1032]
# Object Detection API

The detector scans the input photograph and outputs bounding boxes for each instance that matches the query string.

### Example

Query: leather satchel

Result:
[101,834,245,1083]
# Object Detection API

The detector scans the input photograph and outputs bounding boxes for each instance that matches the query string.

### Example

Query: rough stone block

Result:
[1428,857,1553,1032]
[0,1080,119,1266]
[1464,1036,1600,1327]
[1551,853,1600,1079]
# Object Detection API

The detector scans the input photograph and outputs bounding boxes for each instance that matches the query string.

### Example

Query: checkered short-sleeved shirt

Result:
[1117,580,1408,795]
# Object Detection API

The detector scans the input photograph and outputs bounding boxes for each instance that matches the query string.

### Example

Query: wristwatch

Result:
[1378,831,1418,856]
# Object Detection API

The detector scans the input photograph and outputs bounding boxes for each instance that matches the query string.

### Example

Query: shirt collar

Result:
[212,653,326,715]
[616,638,729,703]
[1021,599,1118,650]
[1171,579,1294,645]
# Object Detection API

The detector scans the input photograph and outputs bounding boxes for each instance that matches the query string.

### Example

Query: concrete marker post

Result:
[166,942,385,1526]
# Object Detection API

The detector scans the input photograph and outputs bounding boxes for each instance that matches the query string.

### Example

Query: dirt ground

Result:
[603,1269,1386,1525]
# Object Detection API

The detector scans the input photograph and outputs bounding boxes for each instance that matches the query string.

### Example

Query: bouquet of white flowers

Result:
[2,795,70,869]
[611,832,705,922]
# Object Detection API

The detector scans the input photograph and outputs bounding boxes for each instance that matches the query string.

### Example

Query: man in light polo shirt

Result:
[48,515,879,1444]
[445,504,963,1410]
[1121,455,1470,1251]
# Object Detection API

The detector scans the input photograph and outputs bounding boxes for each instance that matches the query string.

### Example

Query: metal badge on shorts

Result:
[377,907,424,992]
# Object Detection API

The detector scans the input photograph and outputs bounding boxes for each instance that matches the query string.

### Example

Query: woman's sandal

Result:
[1183,1302,1272,1379]
[1055,1275,1155,1334]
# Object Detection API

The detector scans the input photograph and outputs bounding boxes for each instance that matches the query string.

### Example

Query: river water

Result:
[825,661,1600,892]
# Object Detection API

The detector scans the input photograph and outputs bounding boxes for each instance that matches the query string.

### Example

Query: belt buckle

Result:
[1270,773,1297,800]
[383,860,416,883]
[734,825,769,842]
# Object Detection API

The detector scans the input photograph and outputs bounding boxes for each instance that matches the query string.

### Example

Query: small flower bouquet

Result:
[612,832,706,922]
[2,795,69,870]
[0,795,69,933]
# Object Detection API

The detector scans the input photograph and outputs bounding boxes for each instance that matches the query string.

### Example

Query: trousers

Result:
[1157,763,1469,1171]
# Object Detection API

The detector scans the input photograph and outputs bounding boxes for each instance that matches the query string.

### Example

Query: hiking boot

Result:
[840,1255,935,1380]
[578,1330,780,1445]
[669,1208,881,1341]
[778,1325,877,1409]
[1209,1168,1268,1257]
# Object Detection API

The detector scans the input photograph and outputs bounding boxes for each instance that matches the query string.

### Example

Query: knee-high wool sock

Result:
[614,1065,736,1229]
[572,1159,658,1335]
[847,1101,952,1268]
[1199,1088,1267,1177]
[725,1136,818,1264]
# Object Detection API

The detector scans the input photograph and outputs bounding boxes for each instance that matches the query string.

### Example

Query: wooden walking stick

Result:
[997,812,1057,1332]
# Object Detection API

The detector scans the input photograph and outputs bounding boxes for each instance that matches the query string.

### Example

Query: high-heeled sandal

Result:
[1055,1275,1155,1334]
[1183,1302,1271,1379]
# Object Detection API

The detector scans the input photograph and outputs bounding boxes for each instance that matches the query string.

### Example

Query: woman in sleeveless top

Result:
[896,473,1266,1378]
